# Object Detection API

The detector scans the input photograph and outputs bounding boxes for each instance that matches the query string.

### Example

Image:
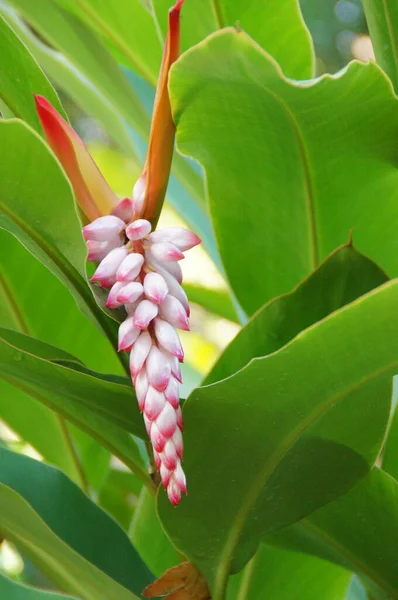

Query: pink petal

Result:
[160,295,189,330]
[166,353,182,383]
[173,462,187,494]
[144,386,166,421]
[167,479,182,506]
[135,369,148,411]
[143,414,152,436]
[146,346,171,391]
[116,253,144,282]
[156,402,177,438]
[132,175,146,217]
[129,332,152,377]
[153,318,184,361]
[143,272,168,304]
[106,282,126,308]
[176,406,183,431]
[160,463,171,488]
[164,376,180,409]
[172,427,183,457]
[91,246,128,283]
[148,242,184,262]
[149,227,201,251]
[83,215,125,242]
[133,300,159,329]
[126,219,152,241]
[160,439,178,470]
[150,423,167,452]
[112,197,134,222]
[153,266,189,314]
[116,281,143,304]
[87,240,110,262]
[153,450,161,469]
[118,317,140,352]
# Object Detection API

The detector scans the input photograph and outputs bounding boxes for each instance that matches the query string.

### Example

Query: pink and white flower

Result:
[84,185,200,505]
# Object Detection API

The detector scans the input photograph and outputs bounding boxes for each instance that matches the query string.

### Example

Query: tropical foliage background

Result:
[0,0,397,599]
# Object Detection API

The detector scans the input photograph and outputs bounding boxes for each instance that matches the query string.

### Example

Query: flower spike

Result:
[34,0,199,506]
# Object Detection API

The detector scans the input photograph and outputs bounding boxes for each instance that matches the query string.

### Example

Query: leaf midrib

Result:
[212,359,397,599]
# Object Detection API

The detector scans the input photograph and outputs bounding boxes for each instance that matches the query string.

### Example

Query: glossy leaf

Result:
[383,403,398,481]
[269,469,398,599]
[0,14,65,133]
[362,0,398,91]
[158,279,398,598]
[170,29,398,314]
[0,328,151,486]
[152,0,314,79]
[0,447,152,599]
[184,283,240,324]
[0,572,77,600]
[57,0,162,85]
[6,0,149,139]
[129,487,180,577]
[206,245,388,384]
[226,543,351,600]
[0,119,120,347]
[0,3,137,156]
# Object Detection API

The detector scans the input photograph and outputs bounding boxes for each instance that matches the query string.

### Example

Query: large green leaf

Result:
[0,119,120,349]
[129,488,179,577]
[184,282,240,324]
[6,0,149,138]
[0,14,65,132]
[0,231,117,487]
[0,328,151,486]
[226,543,351,600]
[0,572,77,600]
[0,448,152,599]
[170,29,398,314]
[383,403,398,481]
[152,0,314,79]
[0,4,137,156]
[206,245,388,384]
[56,0,162,85]
[269,469,398,599]
[158,279,398,598]
[362,0,398,92]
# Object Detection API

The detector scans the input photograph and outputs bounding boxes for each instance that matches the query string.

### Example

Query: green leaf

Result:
[0,4,137,156]
[381,401,398,480]
[0,572,78,600]
[6,0,149,138]
[0,231,119,487]
[152,0,314,79]
[0,328,151,486]
[170,29,398,314]
[206,245,388,384]
[0,15,65,133]
[56,0,162,85]
[362,0,398,92]
[129,487,180,577]
[0,118,120,349]
[99,469,143,530]
[158,279,398,598]
[184,283,240,323]
[0,447,152,599]
[269,469,398,599]
[226,543,351,600]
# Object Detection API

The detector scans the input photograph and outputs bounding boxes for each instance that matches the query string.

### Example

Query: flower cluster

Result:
[82,178,201,505]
